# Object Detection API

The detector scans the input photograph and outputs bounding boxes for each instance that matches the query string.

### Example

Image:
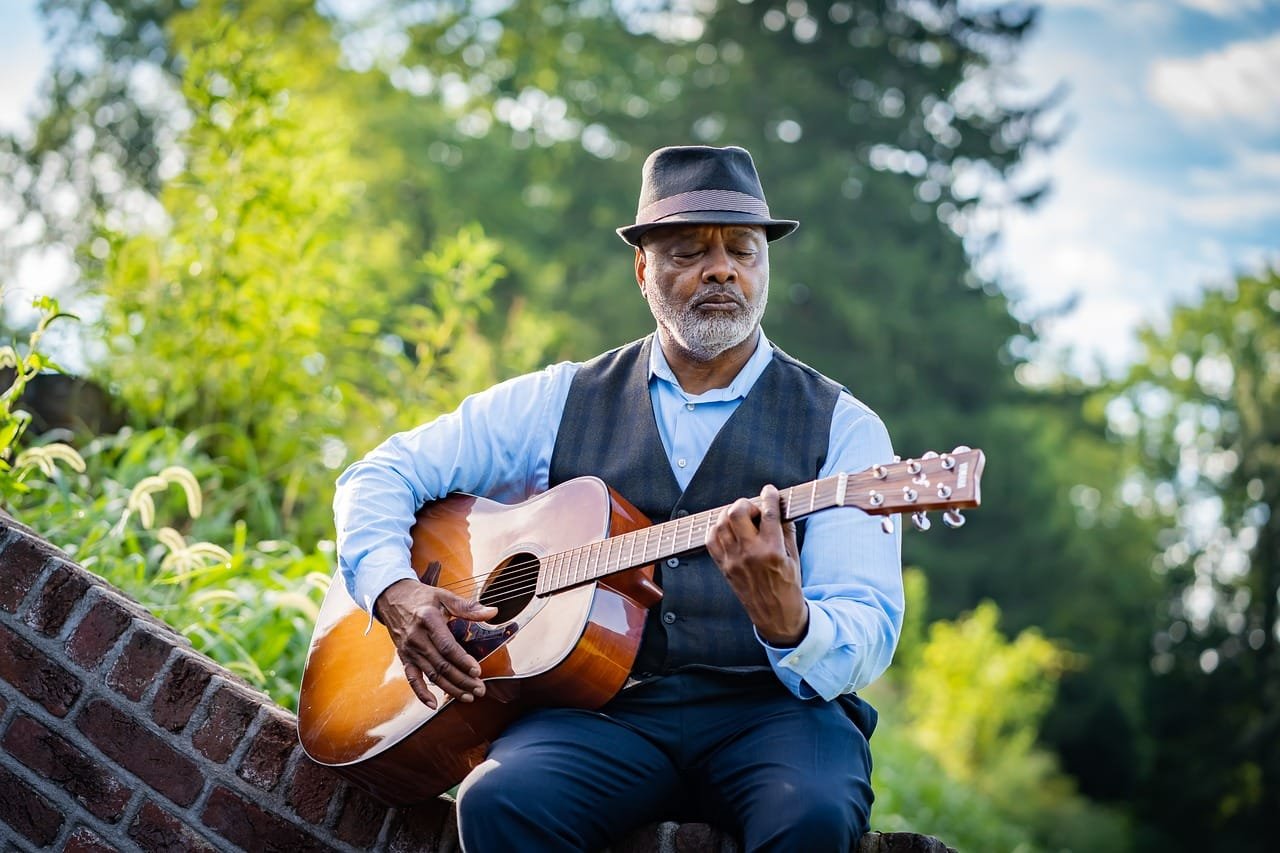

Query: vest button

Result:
[662,612,677,624]
[674,509,689,517]
[665,557,680,568]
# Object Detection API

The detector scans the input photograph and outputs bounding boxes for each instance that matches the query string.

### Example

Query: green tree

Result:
[1108,267,1280,851]
[89,1,549,540]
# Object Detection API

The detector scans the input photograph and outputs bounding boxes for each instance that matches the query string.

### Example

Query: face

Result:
[636,224,769,362]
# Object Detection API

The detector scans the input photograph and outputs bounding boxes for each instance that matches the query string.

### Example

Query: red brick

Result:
[288,758,343,825]
[201,785,333,852]
[192,684,258,762]
[106,627,173,701]
[0,763,63,846]
[76,698,203,806]
[336,784,390,846]
[0,621,82,716]
[385,797,454,853]
[128,800,219,853]
[0,530,55,612]
[25,559,93,636]
[66,592,135,669]
[238,709,297,790]
[64,825,118,853]
[151,651,214,732]
[4,713,131,821]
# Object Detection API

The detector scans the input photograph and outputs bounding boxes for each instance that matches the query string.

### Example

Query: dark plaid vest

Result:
[549,336,842,675]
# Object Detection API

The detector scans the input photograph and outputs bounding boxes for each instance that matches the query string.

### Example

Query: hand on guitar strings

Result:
[375,579,499,709]
[705,483,810,648]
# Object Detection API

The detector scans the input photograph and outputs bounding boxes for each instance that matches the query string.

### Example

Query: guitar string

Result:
[421,485,834,602]
[416,482,854,608]
[387,462,962,610]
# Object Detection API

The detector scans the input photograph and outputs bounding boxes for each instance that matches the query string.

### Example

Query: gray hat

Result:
[617,145,799,247]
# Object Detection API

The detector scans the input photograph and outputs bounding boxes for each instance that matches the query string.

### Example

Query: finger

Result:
[757,485,783,540]
[723,497,762,539]
[403,664,439,710]
[422,619,487,696]
[438,588,499,623]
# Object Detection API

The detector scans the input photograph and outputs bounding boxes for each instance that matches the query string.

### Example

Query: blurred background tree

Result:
[1106,268,1280,850]
[2,0,1272,849]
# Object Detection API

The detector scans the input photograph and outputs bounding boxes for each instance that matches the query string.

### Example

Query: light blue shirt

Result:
[334,331,904,700]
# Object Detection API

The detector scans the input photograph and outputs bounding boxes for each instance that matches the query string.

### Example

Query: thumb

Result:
[437,588,498,621]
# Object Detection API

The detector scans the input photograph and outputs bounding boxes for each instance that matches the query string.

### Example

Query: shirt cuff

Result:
[759,601,837,699]
[351,548,420,617]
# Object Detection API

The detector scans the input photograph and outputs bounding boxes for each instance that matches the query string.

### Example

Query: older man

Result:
[335,145,903,851]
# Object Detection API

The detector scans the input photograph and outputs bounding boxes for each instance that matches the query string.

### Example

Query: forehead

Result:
[643,223,766,247]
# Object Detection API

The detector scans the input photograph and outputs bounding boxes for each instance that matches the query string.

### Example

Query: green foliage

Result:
[872,589,1130,851]
[15,426,330,709]
[92,0,550,542]
[0,296,87,504]
[1108,267,1280,850]
[907,601,1067,781]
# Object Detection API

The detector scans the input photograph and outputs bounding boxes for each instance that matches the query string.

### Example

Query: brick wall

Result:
[0,512,454,851]
[0,511,953,853]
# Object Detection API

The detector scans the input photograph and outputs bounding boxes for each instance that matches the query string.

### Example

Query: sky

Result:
[985,0,1280,379]
[1,0,1278,380]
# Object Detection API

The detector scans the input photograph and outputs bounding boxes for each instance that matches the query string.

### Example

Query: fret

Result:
[568,547,583,590]
[659,518,674,560]
[625,532,637,571]
[808,479,818,514]
[605,536,620,578]
[548,550,561,592]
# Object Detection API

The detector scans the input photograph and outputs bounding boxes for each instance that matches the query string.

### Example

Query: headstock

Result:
[841,447,985,534]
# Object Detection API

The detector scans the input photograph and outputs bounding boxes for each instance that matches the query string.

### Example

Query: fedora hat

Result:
[617,145,799,247]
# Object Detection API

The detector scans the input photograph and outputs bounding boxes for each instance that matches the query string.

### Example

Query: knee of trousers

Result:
[746,776,873,847]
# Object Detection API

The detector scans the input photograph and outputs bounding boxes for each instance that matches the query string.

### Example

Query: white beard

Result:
[645,277,769,362]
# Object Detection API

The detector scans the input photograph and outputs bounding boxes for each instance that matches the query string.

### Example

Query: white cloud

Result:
[1175,0,1271,18]
[1146,33,1280,127]
[1175,143,1280,225]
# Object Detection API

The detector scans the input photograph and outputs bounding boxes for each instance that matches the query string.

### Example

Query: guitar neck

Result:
[533,448,984,597]
[534,476,848,596]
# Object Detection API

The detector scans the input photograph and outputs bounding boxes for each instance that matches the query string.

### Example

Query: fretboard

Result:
[534,474,849,596]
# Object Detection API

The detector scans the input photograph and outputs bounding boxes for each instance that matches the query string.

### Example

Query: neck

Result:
[657,328,760,395]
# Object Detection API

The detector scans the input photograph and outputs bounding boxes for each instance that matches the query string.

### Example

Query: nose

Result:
[702,239,735,284]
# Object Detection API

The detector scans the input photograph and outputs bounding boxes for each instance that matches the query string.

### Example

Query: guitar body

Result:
[297,476,662,805]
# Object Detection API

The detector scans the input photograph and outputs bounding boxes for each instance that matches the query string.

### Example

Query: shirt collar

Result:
[648,329,774,402]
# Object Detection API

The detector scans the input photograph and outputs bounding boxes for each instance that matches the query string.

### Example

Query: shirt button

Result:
[685,403,695,411]
[677,458,687,468]
[663,612,677,624]
[665,557,680,568]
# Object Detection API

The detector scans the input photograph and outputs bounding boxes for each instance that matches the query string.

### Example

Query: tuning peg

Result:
[951,445,971,454]
[942,509,965,529]
[880,516,895,534]
[921,450,939,460]
[911,512,931,532]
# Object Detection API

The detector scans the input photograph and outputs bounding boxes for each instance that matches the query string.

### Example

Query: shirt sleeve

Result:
[757,393,904,700]
[333,363,577,613]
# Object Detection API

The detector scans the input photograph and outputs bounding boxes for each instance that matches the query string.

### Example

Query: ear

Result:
[634,246,647,295]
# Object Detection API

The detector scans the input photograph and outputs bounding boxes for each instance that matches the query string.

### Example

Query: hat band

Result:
[636,189,771,224]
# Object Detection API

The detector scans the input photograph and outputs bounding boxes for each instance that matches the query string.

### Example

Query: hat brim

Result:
[617,211,799,247]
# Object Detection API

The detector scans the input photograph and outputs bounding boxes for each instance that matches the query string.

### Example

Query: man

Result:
[335,145,903,851]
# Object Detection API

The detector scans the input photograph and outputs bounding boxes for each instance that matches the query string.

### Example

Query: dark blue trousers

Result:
[456,670,875,852]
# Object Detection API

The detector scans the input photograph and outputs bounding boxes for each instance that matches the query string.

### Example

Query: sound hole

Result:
[478,552,538,624]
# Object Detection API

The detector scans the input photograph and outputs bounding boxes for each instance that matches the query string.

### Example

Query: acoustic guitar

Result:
[297,448,984,805]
